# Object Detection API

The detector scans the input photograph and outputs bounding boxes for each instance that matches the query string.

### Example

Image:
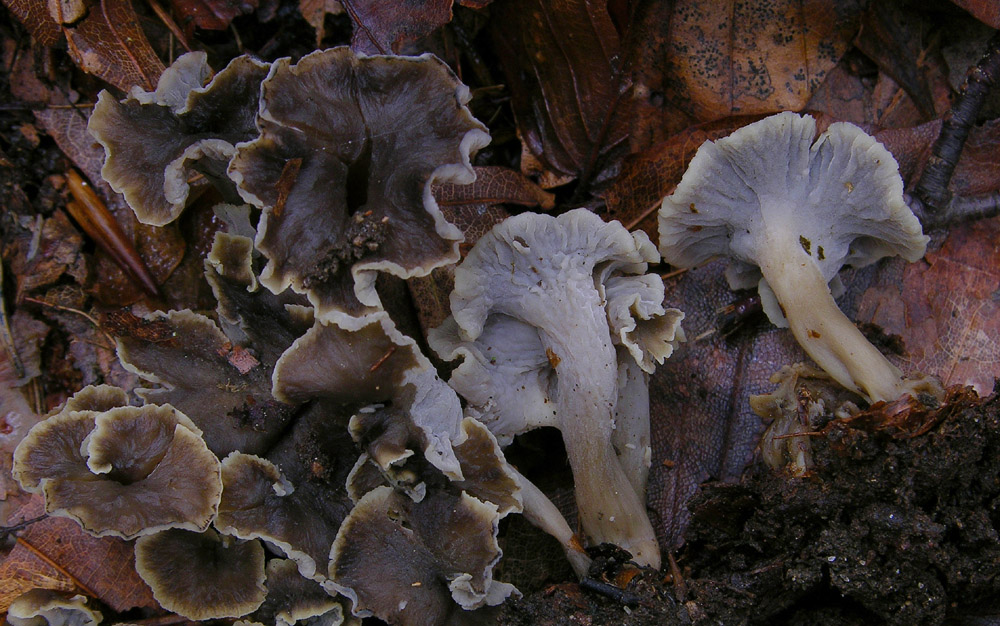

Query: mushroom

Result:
[117,232,311,457]
[134,528,266,620]
[658,112,931,403]
[214,401,358,581]
[229,47,489,324]
[245,559,347,626]
[7,590,102,626]
[429,209,685,569]
[89,52,271,226]
[328,486,512,626]
[13,397,222,539]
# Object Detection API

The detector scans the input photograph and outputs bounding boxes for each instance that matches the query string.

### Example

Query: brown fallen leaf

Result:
[662,0,864,122]
[169,0,259,34]
[601,118,752,238]
[4,0,165,92]
[432,166,555,213]
[948,0,1000,28]
[489,0,629,188]
[0,496,156,613]
[342,0,454,54]
[4,211,86,301]
[0,0,62,45]
[857,218,1000,395]
[299,0,344,44]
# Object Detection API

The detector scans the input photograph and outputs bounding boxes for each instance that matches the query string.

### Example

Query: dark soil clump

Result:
[501,386,1000,625]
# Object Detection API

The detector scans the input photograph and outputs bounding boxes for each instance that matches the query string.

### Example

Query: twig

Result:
[912,30,1000,225]
[17,536,99,598]
[146,0,192,52]
[368,346,397,373]
[22,297,115,349]
[0,514,47,539]
[579,577,642,606]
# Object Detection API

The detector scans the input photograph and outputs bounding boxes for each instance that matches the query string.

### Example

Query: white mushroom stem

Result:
[757,231,906,404]
[538,281,661,569]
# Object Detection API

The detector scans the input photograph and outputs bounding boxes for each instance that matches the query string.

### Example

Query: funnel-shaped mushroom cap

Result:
[248,559,346,626]
[216,402,358,581]
[13,403,222,538]
[275,313,463,480]
[7,590,102,626]
[329,486,515,625]
[429,209,682,568]
[658,112,928,325]
[229,47,489,324]
[135,528,266,620]
[659,112,930,402]
[89,52,270,226]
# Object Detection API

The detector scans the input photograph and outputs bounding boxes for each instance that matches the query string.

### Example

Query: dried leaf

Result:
[853,1,949,122]
[432,166,555,212]
[4,211,86,300]
[601,118,750,238]
[63,0,165,92]
[0,0,62,46]
[168,0,258,32]
[33,107,186,307]
[857,219,1000,395]
[876,118,1000,196]
[663,0,864,122]
[299,0,343,44]
[0,496,156,613]
[343,0,453,54]
[948,0,1000,29]
[490,0,629,187]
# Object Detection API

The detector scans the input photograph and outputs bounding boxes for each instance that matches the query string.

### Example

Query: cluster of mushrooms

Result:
[10,47,938,626]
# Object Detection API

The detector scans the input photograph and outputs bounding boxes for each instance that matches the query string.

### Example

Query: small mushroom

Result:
[328,486,513,625]
[246,559,347,626]
[134,528,266,620]
[7,590,102,626]
[429,209,684,569]
[659,112,931,403]
[13,400,222,539]
[229,47,489,324]
[89,52,270,226]
[215,402,358,581]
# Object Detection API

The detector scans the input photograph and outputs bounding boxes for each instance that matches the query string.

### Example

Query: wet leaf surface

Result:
[0,496,156,613]
[343,0,455,54]
[169,0,259,33]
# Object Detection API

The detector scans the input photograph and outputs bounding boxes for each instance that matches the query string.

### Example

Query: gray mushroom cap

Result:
[658,112,931,402]
[429,209,683,568]
[7,590,102,626]
[658,112,927,327]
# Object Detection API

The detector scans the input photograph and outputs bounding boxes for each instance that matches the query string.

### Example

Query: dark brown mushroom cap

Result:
[229,47,489,324]
[117,309,297,457]
[216,404,357,581]
[329,486,515,624]
[89,52,270,226]
[135,528,266,620]
[14,404,222,539]
[60,384,128,414]
[7,590,102,626]
[248,559,346,626]
[274,313,463,479]
[206,231,314,367]
[350,411,520,516]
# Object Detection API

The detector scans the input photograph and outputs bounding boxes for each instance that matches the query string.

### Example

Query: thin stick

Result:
[22,297,115,349]
[146,0,192,52]
[368,346,397,373]
[17,537,99,598]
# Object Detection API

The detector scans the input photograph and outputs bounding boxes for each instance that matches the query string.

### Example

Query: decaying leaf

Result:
[490,0,629,187]
[857,219,1000,395]
[169,0,259,33]
[342,0,454,54]
[299,0,343,44]
[0,496,156,613]
[63,0,164,92]
[662,0,864,122]
[948,0,1000,28]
